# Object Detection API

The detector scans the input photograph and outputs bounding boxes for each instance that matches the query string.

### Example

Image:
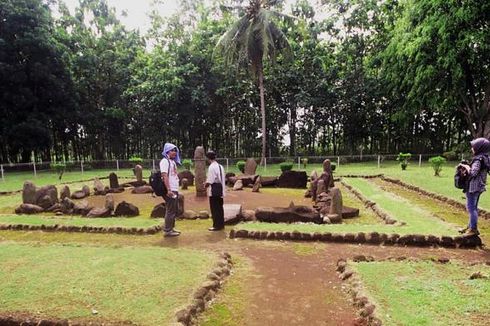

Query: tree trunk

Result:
[289,105,297,157]
[258,66,266,165]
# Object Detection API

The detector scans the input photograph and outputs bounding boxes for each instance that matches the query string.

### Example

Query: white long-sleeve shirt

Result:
[206,161,226,197]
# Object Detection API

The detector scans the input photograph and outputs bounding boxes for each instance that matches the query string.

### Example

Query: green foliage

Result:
[236,161,246,173]
[129,156,143,164]
[50,162,66,180]
[279,162,293,172]
[428,156,447,176]
[182,159,192,170]
[396,153,412,170]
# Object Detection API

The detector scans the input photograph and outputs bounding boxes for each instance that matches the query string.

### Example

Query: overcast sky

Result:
[60,0,325,33]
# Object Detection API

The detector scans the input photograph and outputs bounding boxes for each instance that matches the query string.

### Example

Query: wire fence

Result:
[0,153,464,183]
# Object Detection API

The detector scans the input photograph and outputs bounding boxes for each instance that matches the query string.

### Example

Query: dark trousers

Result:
[209,196,224,229]
[163,191,178,232]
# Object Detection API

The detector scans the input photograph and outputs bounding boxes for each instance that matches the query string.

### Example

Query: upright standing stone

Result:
[244,158,258,175]
[134,165,143,183]
[194,146,207,197]
[60,185,70,200]
[109,172,119,189]
[252,176,261,192]
[105,194,114,212]
[22,181,37,204]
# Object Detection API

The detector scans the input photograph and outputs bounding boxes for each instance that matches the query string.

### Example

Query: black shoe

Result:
[208,227,224,231]
[173,229,181,234]
[164,231,180,237]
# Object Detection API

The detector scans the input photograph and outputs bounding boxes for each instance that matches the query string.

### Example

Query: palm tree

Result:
[215,0,292,164]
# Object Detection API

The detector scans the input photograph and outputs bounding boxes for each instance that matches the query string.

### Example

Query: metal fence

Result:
[0,153,465,183]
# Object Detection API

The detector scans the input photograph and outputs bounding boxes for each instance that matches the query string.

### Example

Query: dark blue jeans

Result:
[466,191,481,230]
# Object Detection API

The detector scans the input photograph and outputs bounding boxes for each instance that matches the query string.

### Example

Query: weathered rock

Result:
[329,187,343,216]
[86,207,112,218]
[22,181,37,204]
[233,180,244,191]
[236,174,258,187]
[60,197,75,214]
[82,185,90,196]
[198,211,210,219]
[244,158,258,175]
[131,185,154,194]
[255,205,322,224]
[310,170,318,182]
[60,185,70,200]
[105,194,114,211]
[326,213,342,224]
[225,172,236,186]
[277,170,307,188]
[181,178,189,190]
[224,204,243,224]
[178,170,195,186]
[71,190,88,200]
[34,185,58,208]
[177,194,185,217]
[38,195,55,210]
[183,210,198,219]
[241,209,256,222]
[252,176,261,192]
[15,203,44,214]
[114,201,139,217]
[194,146,207,197]
[93,178,106,195]
[73,200,92,216]
[151,203,166,218]
[109,172,119,189]
[260,176,278,187]
[134,164,143,182]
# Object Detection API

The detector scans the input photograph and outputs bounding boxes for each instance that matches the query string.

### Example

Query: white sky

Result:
[60,0,326,33]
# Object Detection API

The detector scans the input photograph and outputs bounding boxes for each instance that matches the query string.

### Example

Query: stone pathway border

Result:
[0,223,162,235]
[175,252,233,325]
[229,229,482,248]
[340,180,399,225]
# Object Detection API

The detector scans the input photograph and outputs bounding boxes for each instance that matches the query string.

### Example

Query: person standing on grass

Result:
[160,143,181,237]
[204,151,226,231]
[458,137,490,237]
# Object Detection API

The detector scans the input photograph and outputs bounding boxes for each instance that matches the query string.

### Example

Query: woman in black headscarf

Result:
[459,138,490,236]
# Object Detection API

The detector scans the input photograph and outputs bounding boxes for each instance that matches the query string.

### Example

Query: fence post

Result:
[81,161,84,175]
[297,156,301,170]
[33,159,37,177]
[461,153,464,161]
[226,158,229,172]
[0,164,4,182]
[377,155,381,169]
[419,154,422,167]
[337,156,340,168]
[152,159,155,171]
[116,160,119,172]
[264,157,267,171]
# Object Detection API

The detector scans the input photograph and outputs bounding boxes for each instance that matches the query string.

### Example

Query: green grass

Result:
[0,242,216,325]
[352,260,490,325]
[0,215,160,228]
[236,178,458,236]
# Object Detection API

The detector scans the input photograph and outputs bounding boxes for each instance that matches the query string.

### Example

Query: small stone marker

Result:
[224,204,242,224]
[244,158,258,175]
[194,146,207,197]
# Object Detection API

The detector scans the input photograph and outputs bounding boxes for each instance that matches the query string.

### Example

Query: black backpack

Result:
[454,156,489,190]
[149,159,170,196]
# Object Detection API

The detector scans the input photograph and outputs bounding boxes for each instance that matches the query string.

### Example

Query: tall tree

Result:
[215,0,292,163]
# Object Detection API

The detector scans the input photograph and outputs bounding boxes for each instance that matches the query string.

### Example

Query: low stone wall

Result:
[175,252,233,325]
[0,223,162,235]
[381,176,490,220]
[229,229,482,248]
[340,180,398,225]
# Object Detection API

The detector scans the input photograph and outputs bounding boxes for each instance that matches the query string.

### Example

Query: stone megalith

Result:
[181,178,189,190]
[109,172,119,189]
[60,185,70,200]
[244,158,258,175]
[194,146,207,197]
[252,176,261,192]
[22,181,37,204]
[134,165,143,183]
[105,194,115,212]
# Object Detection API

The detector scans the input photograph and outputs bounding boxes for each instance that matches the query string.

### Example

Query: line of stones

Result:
[335,255,490,326]
[0,223,162,235]
[340,180,399,225]
[381,176,490,220]
[175,252,233,325]
[229,229,482,248]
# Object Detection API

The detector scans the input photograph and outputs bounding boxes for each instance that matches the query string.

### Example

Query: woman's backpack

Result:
[454,164,469,190]
[149,159,170,196]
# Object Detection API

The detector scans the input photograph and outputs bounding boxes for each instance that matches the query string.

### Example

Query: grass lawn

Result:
[352,260,490,325]
[0,242,216,325]
[0,215,161,228]
[236,177,458,237]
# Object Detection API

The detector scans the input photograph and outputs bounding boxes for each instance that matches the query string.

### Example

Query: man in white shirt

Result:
[204,151,226,231]
[160,143,181,237]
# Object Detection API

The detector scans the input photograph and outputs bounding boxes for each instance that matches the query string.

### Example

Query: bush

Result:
[301,158,308,169]
[182,159,192,170]
[396,153,412,170]
[428,156,447,176]
[442,151,458,161]
[279,162,294,172]
[129,156,143,165]
[50,162,66,180]
[331,162,337,172]
[236,160,246,173]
